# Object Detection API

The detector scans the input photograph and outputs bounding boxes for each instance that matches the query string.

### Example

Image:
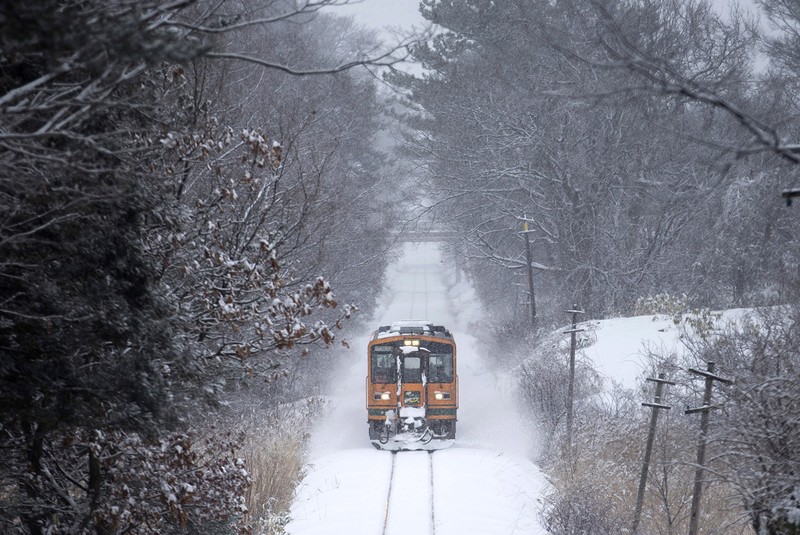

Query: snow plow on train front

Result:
[366,320,458,451]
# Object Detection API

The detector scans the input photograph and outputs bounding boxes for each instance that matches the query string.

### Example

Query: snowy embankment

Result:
[285,242,549,535]
[568,308,750,391]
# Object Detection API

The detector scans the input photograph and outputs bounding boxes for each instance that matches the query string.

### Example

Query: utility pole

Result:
[522,219,536,327]
[631,372,675,534]
[512,272,526,325]
[563,306,585,449]
[685,362,732,535]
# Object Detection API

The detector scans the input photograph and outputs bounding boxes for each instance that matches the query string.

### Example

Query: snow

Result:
[386,452,433,535]
[432,449,547,534]
[580,315,684,389]
[287,447,548,535]
[578,308,750,390]
[398,406,425,418]
[286,450,392,535]
[286,242,548,534]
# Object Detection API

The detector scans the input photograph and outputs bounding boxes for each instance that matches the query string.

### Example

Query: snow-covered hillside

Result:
[566,308,749,391]
[286,242,549,535]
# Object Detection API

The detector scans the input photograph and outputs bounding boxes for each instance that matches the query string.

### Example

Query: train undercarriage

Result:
[369,410,456,451]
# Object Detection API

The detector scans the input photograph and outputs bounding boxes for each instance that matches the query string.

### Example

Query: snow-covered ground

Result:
[286,242,549,535]
[283,241,754,535]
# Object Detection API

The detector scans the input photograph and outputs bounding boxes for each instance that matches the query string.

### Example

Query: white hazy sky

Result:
[333,0,428,36]
[335,0,755,29]
[332,0,763,43]
[331,0,766,74]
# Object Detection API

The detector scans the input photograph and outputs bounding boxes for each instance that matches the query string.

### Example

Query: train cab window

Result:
[402,356,423,383]
[428,355,454,383]
[371,350,396,383]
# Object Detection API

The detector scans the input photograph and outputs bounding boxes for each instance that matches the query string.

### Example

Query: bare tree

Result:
[574,0,800,166]
[391,0,781,322]
[0,0,403,532]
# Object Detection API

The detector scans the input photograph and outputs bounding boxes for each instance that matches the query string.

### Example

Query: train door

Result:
[397,349,428,413]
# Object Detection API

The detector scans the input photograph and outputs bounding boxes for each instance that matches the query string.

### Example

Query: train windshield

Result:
[371,346,396,383]
[428,354,453,383]
[371,341,454,384]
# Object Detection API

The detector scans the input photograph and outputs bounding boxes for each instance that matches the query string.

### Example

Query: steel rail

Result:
[429,451,437,535]
[382,452,438,535]
[381,452,398,535]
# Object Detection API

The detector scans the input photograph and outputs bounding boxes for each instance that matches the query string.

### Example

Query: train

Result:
[366,320,458,450]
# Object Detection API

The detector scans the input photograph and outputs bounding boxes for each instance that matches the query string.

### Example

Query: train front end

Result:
[366,321,458,451]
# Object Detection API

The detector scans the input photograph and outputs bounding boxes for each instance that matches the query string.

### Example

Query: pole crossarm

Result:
[646,376,676,385]
[687,367,734,384]
[684,404,721,414]
[782,188,800,206]
[642,402,672,410]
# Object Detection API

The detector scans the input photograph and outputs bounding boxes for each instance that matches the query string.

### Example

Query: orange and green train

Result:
[366,320,458,451]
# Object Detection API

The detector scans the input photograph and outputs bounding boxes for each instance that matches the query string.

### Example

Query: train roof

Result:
[372,320,453,340]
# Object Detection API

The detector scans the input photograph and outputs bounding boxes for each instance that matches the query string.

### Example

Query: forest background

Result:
[1,0,799,534]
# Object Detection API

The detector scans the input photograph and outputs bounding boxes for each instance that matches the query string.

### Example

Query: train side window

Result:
[428,355,453,383]
[371,353,396,383]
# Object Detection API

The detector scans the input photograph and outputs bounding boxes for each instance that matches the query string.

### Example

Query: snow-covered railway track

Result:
[286,446,549,535]
[382,451,436,535]
[285,243,550,535]
[380,453,396,535]
[429,452,437,534]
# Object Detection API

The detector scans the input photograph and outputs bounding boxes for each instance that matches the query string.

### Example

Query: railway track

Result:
[429,451,437,534]
[382,451,437,535]
[381,453,396,535]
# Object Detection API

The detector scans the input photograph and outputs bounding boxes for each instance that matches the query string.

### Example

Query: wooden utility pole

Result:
[631,373,675,534]
[685,362,732,535]
[563,306,585,448]
[522,219,536,327]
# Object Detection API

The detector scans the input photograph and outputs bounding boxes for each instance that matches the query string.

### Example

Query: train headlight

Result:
[373,392,391,401]
[403,339,420,346]
[434,391,451,400]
